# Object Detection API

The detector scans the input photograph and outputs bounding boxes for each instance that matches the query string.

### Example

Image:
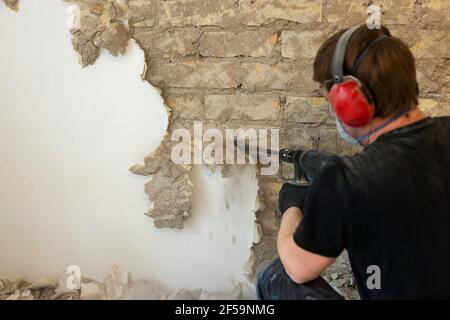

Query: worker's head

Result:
[313,25,419,145]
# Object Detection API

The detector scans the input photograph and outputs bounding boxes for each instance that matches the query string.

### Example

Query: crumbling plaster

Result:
[1,0,18,11]
[3,0,450,281]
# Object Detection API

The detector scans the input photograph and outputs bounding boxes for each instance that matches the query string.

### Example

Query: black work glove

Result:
[278,183,310,217]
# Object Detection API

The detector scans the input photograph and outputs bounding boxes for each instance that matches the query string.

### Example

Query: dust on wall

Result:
[3,0,450,279]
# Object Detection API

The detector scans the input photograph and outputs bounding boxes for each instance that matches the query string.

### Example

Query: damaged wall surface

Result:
[1,0,449,294]
[1,0,18,11]
[0,1,258,298]
[69,0,449,278]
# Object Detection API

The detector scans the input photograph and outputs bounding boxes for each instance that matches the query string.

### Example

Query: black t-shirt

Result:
[294,117,450,299]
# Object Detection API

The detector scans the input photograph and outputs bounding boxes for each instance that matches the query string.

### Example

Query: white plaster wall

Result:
[0,1,258,297]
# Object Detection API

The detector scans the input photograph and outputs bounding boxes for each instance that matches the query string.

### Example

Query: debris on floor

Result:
[1,253,357,300]
[322,251,360,300]
[0,265,243,300]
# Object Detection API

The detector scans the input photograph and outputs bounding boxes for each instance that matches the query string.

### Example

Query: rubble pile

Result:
[0,265,243,300]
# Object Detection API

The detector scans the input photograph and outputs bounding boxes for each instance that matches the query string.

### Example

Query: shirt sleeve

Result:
[293,158,352,258]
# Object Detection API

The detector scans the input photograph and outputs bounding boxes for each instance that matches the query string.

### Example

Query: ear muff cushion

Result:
[328,78,375,128]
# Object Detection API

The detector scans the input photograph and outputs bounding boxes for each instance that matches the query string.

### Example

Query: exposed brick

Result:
[242,61,317,94]
[137,0,238,27]
[323,0,366,26]
[210,121,280,135]
[419,99,450,117]
[445,60,450,96]
[421,0,450,27]
[285,97,334,124]
[247,237,278,280]
[372,0,417,25]
[146,60,243,89]
[191,121,281,165]
[416,59,446,94]
[256,209,280,238]
[281,124,319,149]
[133,29,199,58]
[281,30,330,59]
[126,0,450,284]
[393,30,450,59]
[199,31,278,58]
[205,94,281,121]
[129,1,158,27]
[239,0,322,25]
[325,0,416,26]
[282,123,359,157]
[259,178,282,212]
[164,94,203,119]
[318,126,338,153]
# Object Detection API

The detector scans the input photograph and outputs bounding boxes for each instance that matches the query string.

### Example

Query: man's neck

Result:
[361,107,426,146]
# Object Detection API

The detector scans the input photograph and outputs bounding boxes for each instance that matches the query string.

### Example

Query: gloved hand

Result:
[278,183,310,217]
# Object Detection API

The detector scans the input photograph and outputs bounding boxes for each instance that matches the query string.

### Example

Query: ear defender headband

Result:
[327,26,388,127]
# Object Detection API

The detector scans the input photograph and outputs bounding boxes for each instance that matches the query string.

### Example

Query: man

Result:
[257,24,450,299]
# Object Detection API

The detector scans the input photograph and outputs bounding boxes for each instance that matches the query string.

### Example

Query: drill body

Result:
[279,149,340,186]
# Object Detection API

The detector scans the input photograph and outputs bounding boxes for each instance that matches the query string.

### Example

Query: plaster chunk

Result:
[199,283,243,300]
[55,271,79,295]
[1,268,242,300]
[144,170,193,229]
[120,280,168,299]
[5,290,21,300]
[66,0,131,67]
[135,138,193,229]
[28,278,58,290]
[71,31,100,67]
[1,0,18,11]
[80,281,105,300]
[104,265,129,300]
[168,289,202,300]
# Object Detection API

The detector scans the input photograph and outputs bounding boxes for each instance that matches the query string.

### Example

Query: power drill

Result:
[233,138,339,185]
[279,149,340,186]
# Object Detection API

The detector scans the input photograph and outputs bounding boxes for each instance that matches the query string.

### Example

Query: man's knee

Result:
[256,258,344,300]
[256,258,285,300]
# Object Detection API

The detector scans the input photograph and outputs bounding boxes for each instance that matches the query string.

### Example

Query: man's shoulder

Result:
[319,151,368,182]
[311,152,362,182]
[434,116,450,132]
[322,148,383,190]
[340,150,374,178]
[313,156,354,189]
[332,116,450,185]
[436,116,450,124]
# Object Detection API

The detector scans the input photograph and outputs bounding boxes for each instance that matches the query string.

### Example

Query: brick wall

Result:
[127,0,450,278]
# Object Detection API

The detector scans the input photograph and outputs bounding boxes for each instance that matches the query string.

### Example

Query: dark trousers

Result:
[256,258,344,300]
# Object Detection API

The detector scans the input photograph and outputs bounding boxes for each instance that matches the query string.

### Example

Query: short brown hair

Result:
[313,25,419,118]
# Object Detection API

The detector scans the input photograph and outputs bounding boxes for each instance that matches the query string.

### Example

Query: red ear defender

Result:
[327,25,387,128]
[328,77,375,128]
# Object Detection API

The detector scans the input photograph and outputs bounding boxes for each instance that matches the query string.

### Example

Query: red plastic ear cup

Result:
[328,77,375,127]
